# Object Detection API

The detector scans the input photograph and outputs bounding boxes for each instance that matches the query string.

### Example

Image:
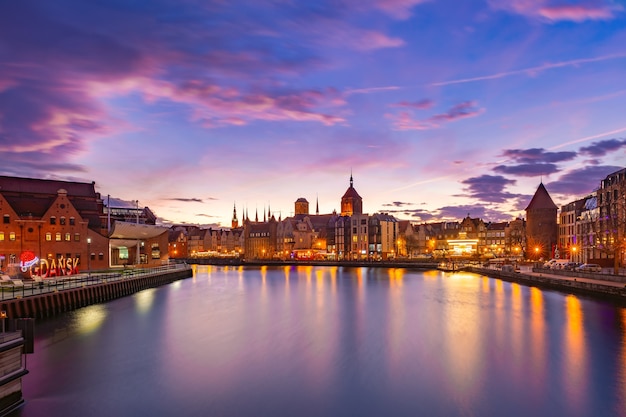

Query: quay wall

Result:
[0,269,192,320]
[466,266,626,304]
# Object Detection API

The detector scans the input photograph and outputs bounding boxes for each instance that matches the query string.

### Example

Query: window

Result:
[3,215,9,224]
[99,253,104,260]
[60,217,66,225]
[65,233,71,241]
[74,233,80,241]
[9,232,15,241]
[50,217,56,225]
[46,232,52,241]
[0,232,3,241]
[55,232,61,241]
[69,217,75,226]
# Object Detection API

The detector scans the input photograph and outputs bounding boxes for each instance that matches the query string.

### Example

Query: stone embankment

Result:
[0,266,193,320]
[465,266,626,304]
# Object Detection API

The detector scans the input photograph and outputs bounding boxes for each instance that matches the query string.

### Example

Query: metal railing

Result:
[0,263,191,301]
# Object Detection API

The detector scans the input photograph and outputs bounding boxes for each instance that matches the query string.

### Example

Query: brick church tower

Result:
[525,182,558,260]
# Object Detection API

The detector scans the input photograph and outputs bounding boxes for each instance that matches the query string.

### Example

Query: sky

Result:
[1,0,626,228]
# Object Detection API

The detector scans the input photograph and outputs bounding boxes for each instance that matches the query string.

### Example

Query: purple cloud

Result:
[489,0,621,22]
[390,101,484,130]
[391,99,434,110]
[459,175,519,203]
[493,163,560,177]
[501,148,577,164]
[539,4,618,22]
[579,138,626,157]
[383,201,415,207]
[547,165,623,195]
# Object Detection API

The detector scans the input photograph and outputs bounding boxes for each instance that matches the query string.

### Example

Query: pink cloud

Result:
[372,0,431,19]
[391,99,434,109]
[389,101,484,130]
[488,0,621,22]
[538,5,616,21]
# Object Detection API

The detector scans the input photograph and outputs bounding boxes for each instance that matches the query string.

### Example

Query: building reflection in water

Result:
[442,272,482,412]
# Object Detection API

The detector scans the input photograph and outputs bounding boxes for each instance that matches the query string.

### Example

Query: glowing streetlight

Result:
[87,237,92,279]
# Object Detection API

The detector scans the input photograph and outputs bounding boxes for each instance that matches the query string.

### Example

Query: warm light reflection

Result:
[135,288,156,314]
[422,270,439,280]
[481,276,490,293]
[387,267,405,374]
[74,305,107,335]
[510,284,523,371]
[442,273,481,405]
[529,287,547,395]
[563,295,588,410]
[387,268,404,287]
[618,308,626,410]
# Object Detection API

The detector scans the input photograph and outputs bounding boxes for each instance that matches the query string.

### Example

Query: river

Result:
[10,265,626,417]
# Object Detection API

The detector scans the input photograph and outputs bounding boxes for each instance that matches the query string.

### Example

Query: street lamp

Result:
[87,237,91,279]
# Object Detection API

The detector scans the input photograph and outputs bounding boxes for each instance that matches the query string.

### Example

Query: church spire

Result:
[316,194,319,215]
[232,202,239,228]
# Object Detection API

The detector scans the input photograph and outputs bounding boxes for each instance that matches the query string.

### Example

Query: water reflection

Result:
[15,266,626,417]
[563,295,588,412]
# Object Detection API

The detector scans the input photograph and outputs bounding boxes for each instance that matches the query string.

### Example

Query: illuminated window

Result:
[69,217,75,225]
[353,236,358,242]
[50,217,56,225]
[55,233,61,241]
[0,232,4,241]
[46,233,52,241]
[10,232,16,241]
[65,233,71,241]
[3,215,9,224]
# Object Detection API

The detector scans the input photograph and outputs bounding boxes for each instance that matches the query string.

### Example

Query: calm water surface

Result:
[11,265,626,417]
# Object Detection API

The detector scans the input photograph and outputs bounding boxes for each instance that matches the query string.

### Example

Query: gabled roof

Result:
[525,183,558,211]
[0,175,103,228]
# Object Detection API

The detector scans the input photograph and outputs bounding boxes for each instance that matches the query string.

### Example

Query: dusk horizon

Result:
[2,0,625,227]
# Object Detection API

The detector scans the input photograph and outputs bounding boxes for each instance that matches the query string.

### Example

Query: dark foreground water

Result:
[10,265,626,417]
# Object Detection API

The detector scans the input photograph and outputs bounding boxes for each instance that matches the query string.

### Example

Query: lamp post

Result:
[87,237,91,280]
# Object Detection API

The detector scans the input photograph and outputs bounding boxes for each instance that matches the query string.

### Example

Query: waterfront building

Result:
[416,221,461,258]
[368,213,399,260]
[596,167,626,270]
[459,215,486,255]
[559,197,587,261]
[576,195,599,264]
[504,218,525,258]
[168,227,188,259]
[485,221,506,258]
[0,176,167,277]
[244,216,278,259]
[396,220,416,257]
[0,176,108,276]
[525,183,558,260]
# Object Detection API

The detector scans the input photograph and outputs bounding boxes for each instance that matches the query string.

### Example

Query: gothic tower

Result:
[525,182,558,259]
[341,174,363,216]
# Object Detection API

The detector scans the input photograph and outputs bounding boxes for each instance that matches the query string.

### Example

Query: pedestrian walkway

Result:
[519,265,626,288]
